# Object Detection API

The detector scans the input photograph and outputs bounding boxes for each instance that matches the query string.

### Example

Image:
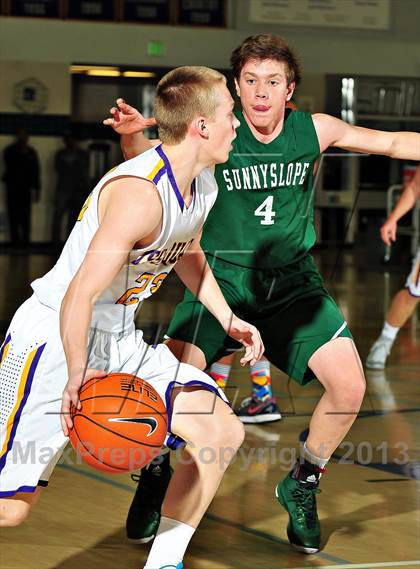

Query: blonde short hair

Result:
[155,66,226,144]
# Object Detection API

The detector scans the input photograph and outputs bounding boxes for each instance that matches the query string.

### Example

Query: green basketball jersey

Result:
[201,108,320,269]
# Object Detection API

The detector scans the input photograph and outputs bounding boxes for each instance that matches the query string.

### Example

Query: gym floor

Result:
[0,246,419,569]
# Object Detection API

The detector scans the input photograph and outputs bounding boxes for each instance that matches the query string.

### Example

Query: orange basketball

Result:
[69,373,167,473]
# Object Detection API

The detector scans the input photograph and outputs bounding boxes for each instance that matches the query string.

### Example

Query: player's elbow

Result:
[388,137,401,159]
[388,133,417,160]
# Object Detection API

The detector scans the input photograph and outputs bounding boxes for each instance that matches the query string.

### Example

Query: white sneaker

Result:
[366,336,393,369]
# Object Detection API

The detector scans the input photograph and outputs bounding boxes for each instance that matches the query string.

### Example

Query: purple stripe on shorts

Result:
[0,484,39,498]
[0,333,11,363]
[406,285,420,298]
[163,380,229,449]
[0,343,46,473]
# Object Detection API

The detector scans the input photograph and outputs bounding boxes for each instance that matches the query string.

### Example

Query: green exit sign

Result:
[147,41,166,56]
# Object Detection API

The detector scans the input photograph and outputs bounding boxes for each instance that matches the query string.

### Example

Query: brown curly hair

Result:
[230,34,301,86]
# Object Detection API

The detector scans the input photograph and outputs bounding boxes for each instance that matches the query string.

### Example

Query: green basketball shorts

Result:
[166,255,352,385]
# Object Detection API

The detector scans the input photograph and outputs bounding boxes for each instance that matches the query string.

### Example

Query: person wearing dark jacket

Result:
[3,129,40,246]
[52,133,89,243]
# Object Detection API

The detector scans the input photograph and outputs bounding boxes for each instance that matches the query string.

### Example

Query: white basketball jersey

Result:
[31,145,218,333]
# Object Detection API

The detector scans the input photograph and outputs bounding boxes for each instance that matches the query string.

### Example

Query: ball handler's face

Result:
[235,59,295,132]
[206,84,240,164]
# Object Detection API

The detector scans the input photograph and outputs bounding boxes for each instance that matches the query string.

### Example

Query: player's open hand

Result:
[222,315,264,367]
[61,368,107,436]
[380,217,397,246]
[103,98,156,135]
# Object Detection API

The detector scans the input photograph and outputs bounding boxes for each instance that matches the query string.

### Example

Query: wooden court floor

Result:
[0,247,419,569]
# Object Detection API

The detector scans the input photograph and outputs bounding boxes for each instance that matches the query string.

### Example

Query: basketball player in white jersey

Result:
[0,67,263,569]
[366,164,420,368]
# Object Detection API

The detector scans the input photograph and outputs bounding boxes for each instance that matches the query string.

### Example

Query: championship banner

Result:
[249,0,390,30]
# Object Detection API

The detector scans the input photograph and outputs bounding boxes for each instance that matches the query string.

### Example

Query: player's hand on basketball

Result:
[223,315,264,366]
[380,217,397,246]
[61,368,107,436]
[103,98,156,134]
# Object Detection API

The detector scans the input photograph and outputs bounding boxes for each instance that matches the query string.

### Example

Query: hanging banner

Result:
[249,0,390,30]
[9,0,60,17]
[68,0,115,21]
[123,0,171,24]
[178,0,226,27]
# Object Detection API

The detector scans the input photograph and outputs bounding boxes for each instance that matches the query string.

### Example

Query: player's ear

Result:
[196,118,209,140]
[286,81,296,102]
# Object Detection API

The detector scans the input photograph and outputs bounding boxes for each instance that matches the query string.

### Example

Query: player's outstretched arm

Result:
[60,178,162,434]
[175,236,264,366]
[313,113,420,161]
[380,164,420,245]
[103,98,159,160]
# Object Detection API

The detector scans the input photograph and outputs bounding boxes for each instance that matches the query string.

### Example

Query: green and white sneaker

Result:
[275,472,321,554]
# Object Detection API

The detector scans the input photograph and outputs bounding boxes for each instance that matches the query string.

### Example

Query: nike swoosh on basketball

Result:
[108,417,158,436]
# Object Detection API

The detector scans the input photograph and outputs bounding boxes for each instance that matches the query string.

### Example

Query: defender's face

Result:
[206,84,240,164]
[235,59,295,131]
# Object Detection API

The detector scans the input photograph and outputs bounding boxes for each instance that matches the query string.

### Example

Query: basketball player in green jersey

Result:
[105,34,420,554]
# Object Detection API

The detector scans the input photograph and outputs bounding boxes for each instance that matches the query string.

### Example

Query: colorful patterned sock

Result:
[250,359,272,401]
[209,362,232,390]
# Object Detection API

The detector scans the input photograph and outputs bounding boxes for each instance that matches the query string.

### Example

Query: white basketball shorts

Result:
[405,247,420,297]
[0,295,227,497]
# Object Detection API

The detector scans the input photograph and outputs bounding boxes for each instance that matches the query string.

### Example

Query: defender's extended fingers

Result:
[235,324,262,349]
[250,334,264,364]
[116,99,137,114]
[256,333,264,360]
[240,344,257,367]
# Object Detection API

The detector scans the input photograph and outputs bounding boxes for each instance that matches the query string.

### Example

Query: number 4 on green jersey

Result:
[254,196,275,225]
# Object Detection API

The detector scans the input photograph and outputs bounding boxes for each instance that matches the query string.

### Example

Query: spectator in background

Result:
[3,128,40,246]
[52,132,89,244]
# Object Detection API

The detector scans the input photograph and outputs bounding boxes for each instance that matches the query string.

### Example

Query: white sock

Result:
[210,362,231,377]
[144,516,195,569]
[303,441,330,470]
[209,362,231,389]
[250,359,270,375]
[381,321,399,342]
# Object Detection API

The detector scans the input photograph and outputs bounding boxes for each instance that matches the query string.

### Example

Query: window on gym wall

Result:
[71,65,165,184]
